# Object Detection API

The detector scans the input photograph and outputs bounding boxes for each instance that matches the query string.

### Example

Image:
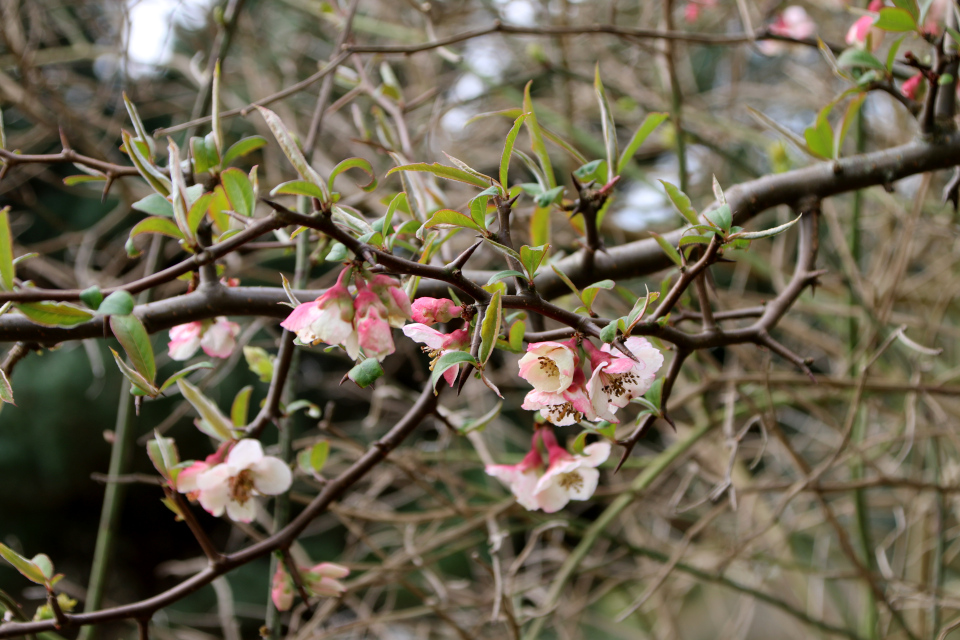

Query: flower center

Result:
[546,401,583,424]
[602,371,639,399]
[229,469,255,504]
[538,356,560,378]
[558,471,584,492]
[422,346,443,369]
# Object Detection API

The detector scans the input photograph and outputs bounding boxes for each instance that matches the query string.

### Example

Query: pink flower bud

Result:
[366,275,412,328]
[901,73,924,100]
[410,297,461,325]
[271,562,294,612]
[354,287,395,361]
[281,268,358,359]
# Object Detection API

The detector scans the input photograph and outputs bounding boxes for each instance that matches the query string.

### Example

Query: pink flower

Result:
[167,317,240,360]
[486,441,544,510]
[191,439,292,522]
[354,286,395,361]
[585,337,663,422]
[518,340,577,393]
[901,73,924,100]
[271,562,294,612]
[760,6,815,55]
[367,274,412,328]
[532,430,610,513]
[401,324,471,386]
[683,0,717,22]
[521,367,597,426]
[846,0,884,51]
[303,562,350,597]
[281,268,358,359]
[411,297,461,325]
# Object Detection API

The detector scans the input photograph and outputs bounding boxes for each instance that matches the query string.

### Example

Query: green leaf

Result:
[129,216,184,242]
[550,264,581,297]
[874,7,916,31]
[222,136,268,166]
[458,401,502,434]
[177,379,235,441]
[508,319,526,352]
[643,378,663,413]
[891,0,919,21]
[469,194,491,229]
[618,112,669,174]
[221,168,255,217]
[298,440,330,475]
[122,130,170,196]
[63,174,107,186]
[329,157,377,193]
[211,60,223,154]
[573,159,605,182]
[191,135,219,175]
[571,431,588,455]
[531,204,550,247]
[678,234,712,247]
[535,185,564,208]
[132,193,174,218]
[836,47,886,71]
[110,347,159,396]
[648,231,682,266]
[0,544,46,585]
[430,351,477,391]
[836,94,867,157]
[79,286,103,310]
[270,179,328,199]
[187,193,212,236]
[731,214,802,240]
[500,113,528,192]
[167,140,191,240]
[478,290,502,366]
[423,208,485,233]
[659,180,699,226]
[98,290,135,316]
[594,66,618,183]
[16,301,94,327]
[747,106,815,156]
[0,368,14,405]
[519,244,549,279]
[599,322,618,343]
[487,270,527,285]
[122,93,153,158]
[387,162,492,190]
[158,362,214,392]
[243,346,275,382]
[347,358,384,388]
[946,26,960,48]
[147,433,179,481]
[256,105,331,201]
[110,314,155,383]
[581,279,615,311]
[483,237,522,264]
[523,81,557,189]
[804,104,834,160]
[231,385,253,427]
[0,206,14,290]
[704,204,733,232]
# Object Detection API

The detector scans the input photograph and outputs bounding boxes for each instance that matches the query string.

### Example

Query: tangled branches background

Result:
[1,0,960,639]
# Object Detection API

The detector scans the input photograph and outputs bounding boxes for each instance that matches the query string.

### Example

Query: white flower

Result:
[517,340,577,393]
[585,337,663,422]
[194,439,292,522]
[485,446,544,510]
[533,436,610,513]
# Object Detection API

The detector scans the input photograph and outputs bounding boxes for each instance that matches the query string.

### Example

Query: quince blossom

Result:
[272,561,350,611]
[367,274,413,328]
[281,268,358,358]
[411,297,460,325]
[168,317,240,360]
[533,429,610,513]
[354,285,396,361]
[522,367,597,426]
[759,6,815,55]
[485,439,545,510]
[846,0,884,51]
[585,337,664,422]
[401,324,471,386]
[271,562,294,612]
[189,439,292,523]
[518,340,577,393]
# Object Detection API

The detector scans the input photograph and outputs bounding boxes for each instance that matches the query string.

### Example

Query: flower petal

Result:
[251,456,293,495]
[226,439,264,472]
[225,498,257,523]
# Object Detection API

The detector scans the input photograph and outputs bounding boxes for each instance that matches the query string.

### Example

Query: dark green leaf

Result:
[80,286,103,310]
[347,358,384,388]
[599,322,618,344]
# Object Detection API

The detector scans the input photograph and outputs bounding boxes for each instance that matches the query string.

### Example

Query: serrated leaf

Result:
[110,347,159,396]
[618,112,669,174]
[0,544,45,585]
[221,168,255,217]
[500,113,528,192]
[478,290,502,366]
[231,385,253,427]
[659,180,699,226]
[347,358,384,388]
[430,351,477,392]
[874,7,916,31]
[731,214,802,240]
[0,206,14,290]
[256,105,330,202]
[177,379,234,441]
[594,66,618,183]
[129,216,184,242]
[648,231,682,266]
[423,208,484,233]
[110,314,155,383]
[329,157,377,193]
[519,244,549,279]
[98,290,135,316]
[0,368,14,405]
[222,136,267,167]
[387,162,492,189]
[158,362,215,392]
[16,301,94,327]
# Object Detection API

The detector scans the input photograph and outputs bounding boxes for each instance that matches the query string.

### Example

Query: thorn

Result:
[614,441,635,473]
[943,167,960,212]
[101,175,115,203]
[446,239,483,271]
[58,127,71,151]
[456,362,473,395]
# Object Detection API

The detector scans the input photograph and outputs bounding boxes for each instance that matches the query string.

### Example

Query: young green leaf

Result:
[0,368,14,406]
[167,140,191,239]
[158,362,215,393]
[211,59,223,154]
[80,286,103,311]
[594,66,618,183]
[191,135,219,175]
[730,214,802,240]
[256,105,331,202]
[659,180,699,226]
[519,244,549,279]
[122,130,170,196]
[487,270,527,285]
[478,290,502,366]
[523,81,557,189]
[599,321,618,343]
[550,264,581,297]
[329,157,377,193]
[16,301,94,327]
[0,206,14,291]
[110,313,155,383]
[423,209,485,233]
[129,217,185,242]
[231,385,253,427]
[122,93,152,158]
[0,544,46,585]
[346,358,384,388]
[874,7,916,31]
[386,162,492,190]
[110,347,159,396]
[704,204,733,232]
[508,319,526,352]
[146,433,179,481]
[269,180,328,200]
[98,290,135,316]
[298,440,330,475]
[220,168,255,217]
[483,237,522,264]
[222,136,267,167]
[836,48,886,71]
[243,346,275,382]
[132,193,174,218]
[581,279,615,312]
[500,113,528,193]
[648,231,682,266]
[430,351,477,392]
[618,112,669,174]
[457,401,502,434]
[186,192,212,236]
[835,94,867,157]
[177,379,235,441]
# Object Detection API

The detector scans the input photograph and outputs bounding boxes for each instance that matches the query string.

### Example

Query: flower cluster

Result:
[518,337,663,426]
[281,267,412,361]
[168,317,240,360]
[177,439,292,523]
[486,429,610,513]
[272,560,350,611]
